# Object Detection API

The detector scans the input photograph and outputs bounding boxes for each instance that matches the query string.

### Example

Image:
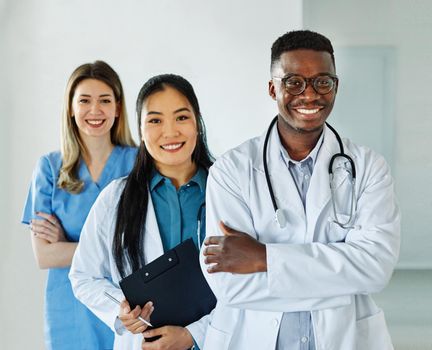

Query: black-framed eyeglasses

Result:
[272,74,339,96]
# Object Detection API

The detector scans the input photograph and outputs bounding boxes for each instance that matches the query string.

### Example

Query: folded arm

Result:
[30,212,77,269]
[200,155,400,311]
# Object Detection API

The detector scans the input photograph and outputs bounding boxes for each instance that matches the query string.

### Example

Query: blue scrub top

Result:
[22,145,137,350]
[149,167,207,350]
[150,167,207,252]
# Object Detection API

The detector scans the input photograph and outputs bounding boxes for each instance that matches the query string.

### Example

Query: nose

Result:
[90,101,102,115]
[162,120,180,138]
[300,82,320,102]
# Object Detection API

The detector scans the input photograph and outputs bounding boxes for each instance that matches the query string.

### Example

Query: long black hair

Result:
[113,74,214,278]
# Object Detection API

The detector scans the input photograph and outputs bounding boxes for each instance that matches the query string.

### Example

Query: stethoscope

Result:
[196,202,206,247]
[263,116,357,229]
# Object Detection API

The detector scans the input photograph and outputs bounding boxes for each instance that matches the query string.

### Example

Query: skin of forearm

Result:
[31,235,78,269]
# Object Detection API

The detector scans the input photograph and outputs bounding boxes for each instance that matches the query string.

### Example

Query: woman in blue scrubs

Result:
[69,74,214,350]
[22,60,137,350]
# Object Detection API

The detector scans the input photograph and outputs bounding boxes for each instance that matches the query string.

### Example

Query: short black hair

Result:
[271,30,335,70]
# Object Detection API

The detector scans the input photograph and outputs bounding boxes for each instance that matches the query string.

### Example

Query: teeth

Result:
[161,143,183,150]
[87,120,104,125]
[296,108,320,115]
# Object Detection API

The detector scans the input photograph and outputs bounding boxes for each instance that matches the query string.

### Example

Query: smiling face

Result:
[140,86,198,175]
[71,78,118,142]
[269,49,338,136]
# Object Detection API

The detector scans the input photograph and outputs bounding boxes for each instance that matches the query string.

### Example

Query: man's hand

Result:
[203,221,267,273]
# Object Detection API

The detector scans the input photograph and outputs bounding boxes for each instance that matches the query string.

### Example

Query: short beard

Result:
[277,114,325,135]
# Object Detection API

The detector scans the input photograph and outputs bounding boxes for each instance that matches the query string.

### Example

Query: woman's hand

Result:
[141,326,194,350]
[119,299,154,334]
[30,212,67,243]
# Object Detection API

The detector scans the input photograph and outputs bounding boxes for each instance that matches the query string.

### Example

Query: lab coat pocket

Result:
[202,323,231,350]
[325,214,351,242]
[356,309,393,350]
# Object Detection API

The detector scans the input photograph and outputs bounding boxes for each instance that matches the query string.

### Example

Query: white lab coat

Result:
[200,124,400,350]
[69,178,210,350]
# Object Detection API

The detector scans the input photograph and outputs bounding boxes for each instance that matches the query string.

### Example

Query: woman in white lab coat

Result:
[69,74,214,350]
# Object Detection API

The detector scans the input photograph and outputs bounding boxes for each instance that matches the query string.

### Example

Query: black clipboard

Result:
[119,238,216,328]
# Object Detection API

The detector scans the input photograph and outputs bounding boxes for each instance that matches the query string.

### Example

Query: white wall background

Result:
[303,0,432,268]
[2,0,432,348]
[0,0,302,348]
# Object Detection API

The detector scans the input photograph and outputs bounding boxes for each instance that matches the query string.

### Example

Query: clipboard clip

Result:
[140,250,179,283]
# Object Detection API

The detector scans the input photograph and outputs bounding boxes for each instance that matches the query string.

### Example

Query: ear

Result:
[334,79,339,94]
[268,80,277,100]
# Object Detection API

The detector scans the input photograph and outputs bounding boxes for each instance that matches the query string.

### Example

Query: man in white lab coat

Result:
[201,30,400,350]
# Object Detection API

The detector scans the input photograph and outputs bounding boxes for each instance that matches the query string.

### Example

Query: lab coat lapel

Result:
[259,123,305,219]
[143,193,165,264]
[306,126,350,229]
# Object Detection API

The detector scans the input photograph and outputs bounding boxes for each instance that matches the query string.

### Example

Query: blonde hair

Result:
[58,60,136,193]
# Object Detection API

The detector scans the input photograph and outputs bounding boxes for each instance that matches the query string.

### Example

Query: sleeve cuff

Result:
[114,316,127,335]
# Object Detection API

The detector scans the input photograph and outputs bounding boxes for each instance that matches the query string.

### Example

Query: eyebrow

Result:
[146,107,192,116]
[283,72,334,78]
[174,107,191,113]
[147,111,162,116]
[78,93,113,97]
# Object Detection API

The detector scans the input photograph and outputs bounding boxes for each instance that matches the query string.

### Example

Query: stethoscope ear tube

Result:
[325,122,344,153]
[197,202,206,248]
[263,116,279,213]
[264,116,287,228]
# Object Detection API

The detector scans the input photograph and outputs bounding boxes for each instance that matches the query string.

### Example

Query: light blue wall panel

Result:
[330,47,396,167]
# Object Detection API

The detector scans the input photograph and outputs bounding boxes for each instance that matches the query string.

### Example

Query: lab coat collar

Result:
[253,121,304,217]
[254,121,351,182]
[306,125,354,223]
[252,121,352,221]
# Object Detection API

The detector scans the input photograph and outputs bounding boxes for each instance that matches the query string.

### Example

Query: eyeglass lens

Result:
[284,76,336,95]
